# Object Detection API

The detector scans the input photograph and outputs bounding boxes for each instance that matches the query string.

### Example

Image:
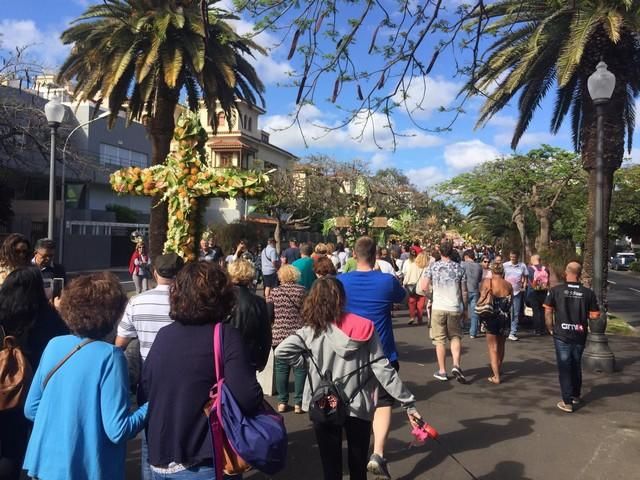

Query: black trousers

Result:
[313,416,372,480]
[529,290,548,334]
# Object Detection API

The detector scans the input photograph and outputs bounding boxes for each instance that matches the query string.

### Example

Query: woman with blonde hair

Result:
[267,264,307,413]
[403,250,429,325]
[227,259,272,371]
[313,242,328,261]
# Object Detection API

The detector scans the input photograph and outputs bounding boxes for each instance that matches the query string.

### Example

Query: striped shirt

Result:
[117,284,172,361]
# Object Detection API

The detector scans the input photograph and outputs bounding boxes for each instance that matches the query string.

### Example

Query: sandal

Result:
[277,403,288,413]
[488,376,500,384]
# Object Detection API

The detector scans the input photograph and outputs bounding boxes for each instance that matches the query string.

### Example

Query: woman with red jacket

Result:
[129,242,150,294]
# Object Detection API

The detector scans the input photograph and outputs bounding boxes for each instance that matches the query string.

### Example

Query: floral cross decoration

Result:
[110,111,268,260]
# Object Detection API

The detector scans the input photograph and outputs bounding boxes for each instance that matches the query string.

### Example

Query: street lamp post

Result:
[44,99,66,240]
[58,110,111,264]
[583,61,616,373]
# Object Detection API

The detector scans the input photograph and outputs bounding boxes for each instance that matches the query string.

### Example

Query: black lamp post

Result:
[44,98,66,240]
[583,61,616,373]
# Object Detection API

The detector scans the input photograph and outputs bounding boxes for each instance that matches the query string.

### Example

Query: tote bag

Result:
[207,324,287,478]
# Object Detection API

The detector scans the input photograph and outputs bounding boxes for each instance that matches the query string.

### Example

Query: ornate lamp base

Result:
[583,333,616,373]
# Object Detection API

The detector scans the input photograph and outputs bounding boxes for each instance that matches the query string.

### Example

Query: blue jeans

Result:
[510,292,523,336]
[553,338,585,405]
[468,291,480,336]
[141,432,152,480]
[151,465,242,479]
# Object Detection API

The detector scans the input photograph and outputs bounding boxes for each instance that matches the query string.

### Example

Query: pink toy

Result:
[411,418,439,444]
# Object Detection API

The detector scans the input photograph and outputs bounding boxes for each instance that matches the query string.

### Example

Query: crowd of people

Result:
[0,230,600,480]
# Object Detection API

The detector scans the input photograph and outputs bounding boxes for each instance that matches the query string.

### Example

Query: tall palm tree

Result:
[463,0,640,293]
[58,0,265,257]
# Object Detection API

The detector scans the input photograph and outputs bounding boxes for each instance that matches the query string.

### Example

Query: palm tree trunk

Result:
[146,84,179,259]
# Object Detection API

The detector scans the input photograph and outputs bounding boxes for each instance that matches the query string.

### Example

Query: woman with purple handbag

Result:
[141,261,265,479]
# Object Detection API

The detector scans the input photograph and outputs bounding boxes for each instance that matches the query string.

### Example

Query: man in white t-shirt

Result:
[503,250,528,341]
[421,240,468,383]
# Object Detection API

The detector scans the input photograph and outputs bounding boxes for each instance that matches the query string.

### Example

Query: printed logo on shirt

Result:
[562,289,585,299]
[560,323,585,332]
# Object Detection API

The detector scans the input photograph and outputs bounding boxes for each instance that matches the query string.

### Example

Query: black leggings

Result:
[313,416,372,480]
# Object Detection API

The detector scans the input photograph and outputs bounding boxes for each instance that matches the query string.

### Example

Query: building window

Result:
[219,153,233,168]
[248,117,253,131]
[100,143,148,167]
[217,111,226,129]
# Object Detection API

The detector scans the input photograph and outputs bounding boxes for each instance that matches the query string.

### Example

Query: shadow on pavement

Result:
[477,461,533,480]
[394,413,535,480]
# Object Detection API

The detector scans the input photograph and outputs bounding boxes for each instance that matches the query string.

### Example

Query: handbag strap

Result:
[43,338,95,389]
[211,323,225,480]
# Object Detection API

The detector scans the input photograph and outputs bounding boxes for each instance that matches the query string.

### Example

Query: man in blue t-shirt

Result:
[338,236,406,479]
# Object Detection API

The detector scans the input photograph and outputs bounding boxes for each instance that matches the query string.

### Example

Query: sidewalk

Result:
[125,306,640,479]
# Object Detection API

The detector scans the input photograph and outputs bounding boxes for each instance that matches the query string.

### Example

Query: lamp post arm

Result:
[58,110,111,264]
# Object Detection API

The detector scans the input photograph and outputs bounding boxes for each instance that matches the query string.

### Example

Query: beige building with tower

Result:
[190,100,298,225]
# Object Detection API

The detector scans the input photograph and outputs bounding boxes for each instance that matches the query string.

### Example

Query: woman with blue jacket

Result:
[22,272,148,480]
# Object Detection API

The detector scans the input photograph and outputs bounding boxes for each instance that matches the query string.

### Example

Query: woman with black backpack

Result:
[275,277,423,480]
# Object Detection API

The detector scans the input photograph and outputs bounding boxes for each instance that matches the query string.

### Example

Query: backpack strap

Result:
[43,338,95,389]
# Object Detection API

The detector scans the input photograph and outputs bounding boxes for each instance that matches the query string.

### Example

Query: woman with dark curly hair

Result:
[275,277,423,480]
[141,261,263,479]
[22,272,148,480]
[0,267,68,480]
[0,233,31,286]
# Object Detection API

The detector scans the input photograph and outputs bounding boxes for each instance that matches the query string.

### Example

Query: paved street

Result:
[608,271,640,327]
[125,307,640,480]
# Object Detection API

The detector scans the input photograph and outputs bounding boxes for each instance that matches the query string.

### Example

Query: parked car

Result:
[610,252,637,271]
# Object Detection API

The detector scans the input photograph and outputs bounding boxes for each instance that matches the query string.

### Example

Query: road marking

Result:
[608,280,617,285]
[630,288,640,294]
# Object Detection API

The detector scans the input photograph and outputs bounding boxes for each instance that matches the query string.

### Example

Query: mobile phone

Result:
[52,277,65,299]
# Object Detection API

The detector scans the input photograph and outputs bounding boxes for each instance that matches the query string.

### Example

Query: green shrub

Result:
[629,261,640,272]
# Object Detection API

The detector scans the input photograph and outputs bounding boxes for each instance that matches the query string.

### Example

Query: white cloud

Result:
[404,166,447,190]
[0,19,69,68]
[262,104,444,153]
[393,76,461,119]
[443,139,500,171]
[370,152,391,169]
[220,2,293,85]
[626,149,640,164]
[487,113,517,129]
[493,130,555,148]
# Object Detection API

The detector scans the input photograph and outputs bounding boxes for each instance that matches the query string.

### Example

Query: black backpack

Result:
[295,334,384,426]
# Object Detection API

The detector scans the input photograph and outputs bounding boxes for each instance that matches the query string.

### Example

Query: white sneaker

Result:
[508,334,519,341]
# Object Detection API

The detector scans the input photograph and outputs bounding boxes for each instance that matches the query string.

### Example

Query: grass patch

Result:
[606,315,638,337]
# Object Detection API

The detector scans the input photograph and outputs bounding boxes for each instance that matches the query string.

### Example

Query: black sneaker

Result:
[451,366,467,384]
[367,454,391,480]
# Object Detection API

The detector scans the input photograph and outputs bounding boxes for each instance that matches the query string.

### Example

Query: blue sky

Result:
[2,0,637,192]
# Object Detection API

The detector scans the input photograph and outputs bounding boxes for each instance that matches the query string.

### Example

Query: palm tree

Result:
[463,0,640,292]
[58,0,265,257]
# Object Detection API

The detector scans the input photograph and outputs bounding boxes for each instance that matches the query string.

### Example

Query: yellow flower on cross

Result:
[110,111,268,260]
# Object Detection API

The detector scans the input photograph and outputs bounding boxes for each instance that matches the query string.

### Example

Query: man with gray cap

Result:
[115,252,184,480]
